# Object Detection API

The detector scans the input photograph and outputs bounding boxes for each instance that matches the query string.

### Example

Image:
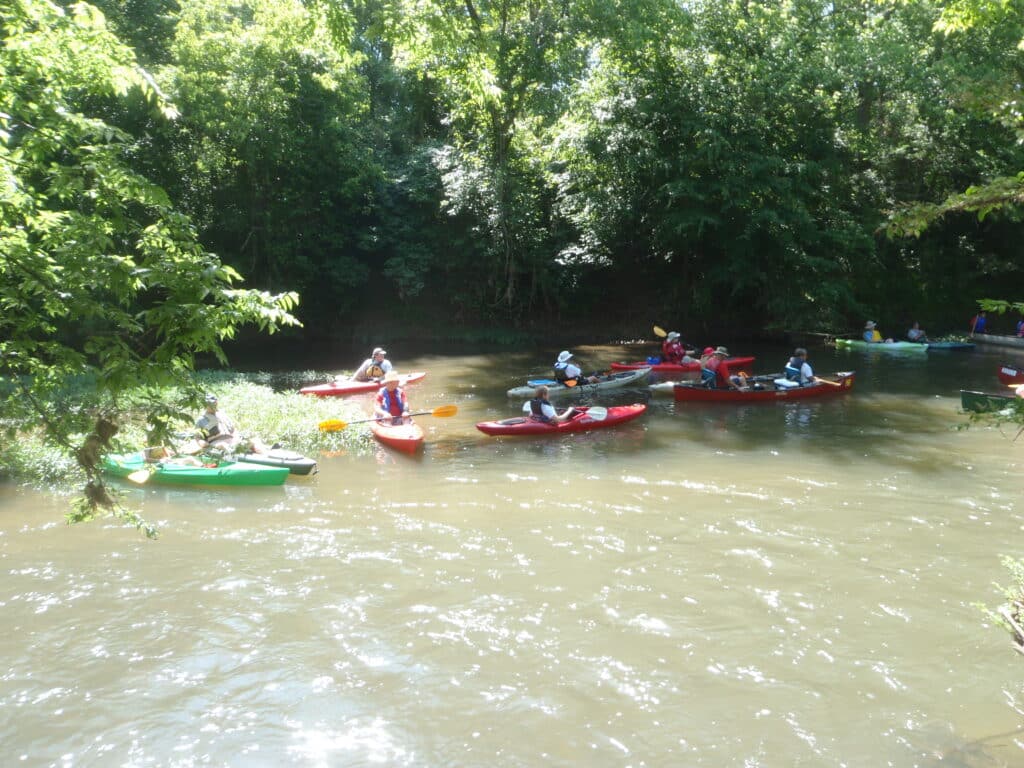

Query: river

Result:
[2,341,1023,766]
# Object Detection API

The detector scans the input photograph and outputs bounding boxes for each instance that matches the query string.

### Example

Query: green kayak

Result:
[960,390,1017,414]
[836,339,928,352]
[104,452,289,487]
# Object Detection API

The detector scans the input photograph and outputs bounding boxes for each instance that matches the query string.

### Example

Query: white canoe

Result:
[507,367,651,398]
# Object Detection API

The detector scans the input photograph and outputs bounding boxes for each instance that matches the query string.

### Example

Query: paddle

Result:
[319,404,458,432]
[653,325,667,338]
[814,376,843,387]
[126,468,153,484]
[582,406,608,420]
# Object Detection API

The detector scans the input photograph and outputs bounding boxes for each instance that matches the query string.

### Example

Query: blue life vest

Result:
[784,357,802,382]
[379,387,407,416]
[700,368,717,386]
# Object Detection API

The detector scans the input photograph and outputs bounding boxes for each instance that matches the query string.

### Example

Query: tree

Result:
[0,0,299,530]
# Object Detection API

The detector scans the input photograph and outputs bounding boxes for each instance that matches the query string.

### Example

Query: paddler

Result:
[523,385,578,423]
[352,347,393,382]
[374,371,411,425]
[553,350,600,386]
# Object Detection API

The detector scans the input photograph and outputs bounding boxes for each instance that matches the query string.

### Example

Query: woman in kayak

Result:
[553,350,599,386]
[524,385,578,423]
[374,371,411,425]
[195,394,271,453]
[661,332,695,364]
[352,347,392,382]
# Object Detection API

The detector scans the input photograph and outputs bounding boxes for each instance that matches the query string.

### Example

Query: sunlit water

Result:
[2,342,1024,766]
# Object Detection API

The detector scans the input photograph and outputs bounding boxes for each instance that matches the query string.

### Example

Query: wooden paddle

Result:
[814,376,843,387]
[319,404,458,432]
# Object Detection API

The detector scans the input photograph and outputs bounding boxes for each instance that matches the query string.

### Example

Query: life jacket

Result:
[528,397,551,422]
[662,340,684,364]
[553,361,571,382]
[364,362,386,379]
[1016,320,1024,337]
[784,357,802,381]
[378,387,407,417]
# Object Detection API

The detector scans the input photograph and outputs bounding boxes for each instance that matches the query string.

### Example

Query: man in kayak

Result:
[784,348,814,384]
[553,350,599,386]
[351,347,393,382]
[906,321,927,343]
[195,394,271,454]
[863,321,894,343]
[661,332,696,364]
[708,346,746,390]
[374,370,411,425]
[971,311,988,335]
[524,385,578,423]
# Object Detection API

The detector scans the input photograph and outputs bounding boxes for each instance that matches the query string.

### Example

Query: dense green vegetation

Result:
[3,0,1024,521]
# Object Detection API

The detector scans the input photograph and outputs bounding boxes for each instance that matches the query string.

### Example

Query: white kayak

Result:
[506,367,651,398]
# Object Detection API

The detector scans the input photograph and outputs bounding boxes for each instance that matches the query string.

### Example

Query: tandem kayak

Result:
[960,390,1017,414]
[507,367,651,398]
[235,449,318,475]
[997,363,1024,386]
[835,339,927,352]
[103,452,289,486]
[609,356,756,373]
[370,419,425,454]
[476,404,647,436]
[300,372,427,397]
[673,371,856,402]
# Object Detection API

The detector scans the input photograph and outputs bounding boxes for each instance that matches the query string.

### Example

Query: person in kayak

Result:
[661,332,696,364]
[553,350,599,386]
[195,394,271,454]
[784,348,814,385]
[352,347,393,382]
[523,385,578,423]
[709,346,746,390]
[698,346,718,386]
[374,370,411,425]
[907,321,927,343]
[971,310,988,335]
[863,320,893,343]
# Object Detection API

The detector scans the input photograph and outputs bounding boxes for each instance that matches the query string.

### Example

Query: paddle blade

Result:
[431,404,458,417]
[653,325,667,338]
[126,469,151,484]
[585,406,608,420]
[319,419,347,432]
[564,379,578,387]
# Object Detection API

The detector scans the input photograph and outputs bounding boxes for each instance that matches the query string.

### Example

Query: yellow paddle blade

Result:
[319,404,458,432]
[653,325,667,338]
[126,469,152,484]
[431,404,459,417]
[319,419,348,432]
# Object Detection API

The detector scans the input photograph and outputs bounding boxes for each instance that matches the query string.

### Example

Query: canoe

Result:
[610,356,756,373]
[104,452,289,486]
[300,371,427,397]
[476,404,647,436]
[370,419,424,454]
[508,367,651,399]
[235,449,318,475]
[835,339,928,352]
[960,390,1017,413]
[968,333,1024,350]
[997,363,1024,386]
[924,341,975,351]
[673,371,856,402]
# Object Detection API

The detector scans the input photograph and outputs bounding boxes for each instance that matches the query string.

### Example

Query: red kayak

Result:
[673,372,856,402]
[997,363,1024,386]
[370,419,424,454]
[300,371,427,397]
[610,356,755,373]
[475,404,646,436]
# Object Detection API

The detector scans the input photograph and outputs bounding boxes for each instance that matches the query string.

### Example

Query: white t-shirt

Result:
[523,400,557,419]
[196,410,236,443]
[798,362,813,383]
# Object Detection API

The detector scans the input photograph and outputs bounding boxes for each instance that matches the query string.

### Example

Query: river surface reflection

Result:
[2,341,1023,766]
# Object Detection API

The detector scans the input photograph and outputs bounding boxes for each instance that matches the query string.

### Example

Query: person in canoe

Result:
[661,332,696,365]
[702,346,746,389]
[863,320,894,343]
[523,385,578,423]
[970,311,988,335]
[554,350,600,386]
[374,370,411,425]
[351,347,393,382]
[1016,315,1024,337]
[784,348,814,385]
[906,321,927,343]
[195,394,271,454]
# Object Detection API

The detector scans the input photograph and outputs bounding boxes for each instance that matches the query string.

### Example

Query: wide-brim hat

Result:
[372,347,387,356]
[864,321,876,330]
[667,332,680,341]
[714,346,729,356]
[557,350,573,363]
[204,393,218,404]
[383,371,400,383]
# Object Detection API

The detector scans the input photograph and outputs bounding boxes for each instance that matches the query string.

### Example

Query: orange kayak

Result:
[369,419,424,454]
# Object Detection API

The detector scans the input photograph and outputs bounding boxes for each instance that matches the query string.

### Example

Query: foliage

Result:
[0,0,300,529]
[978,556,1024,657]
